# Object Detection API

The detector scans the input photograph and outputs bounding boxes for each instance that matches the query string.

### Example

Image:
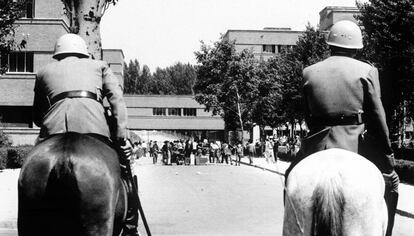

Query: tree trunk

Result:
[76,0,106,60]
[63,0,108,60]
[236,89,244,145]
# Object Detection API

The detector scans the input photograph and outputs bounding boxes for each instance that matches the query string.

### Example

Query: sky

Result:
[100,0,365,72]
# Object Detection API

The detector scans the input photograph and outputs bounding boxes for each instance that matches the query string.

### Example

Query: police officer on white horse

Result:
[33,33,139,236]
[285,20,399,236]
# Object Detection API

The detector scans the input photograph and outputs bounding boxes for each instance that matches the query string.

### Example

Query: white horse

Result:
[283,148,388,236]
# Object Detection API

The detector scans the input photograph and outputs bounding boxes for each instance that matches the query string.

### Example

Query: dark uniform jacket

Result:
[299,55,394,173]
[33,56,128,141]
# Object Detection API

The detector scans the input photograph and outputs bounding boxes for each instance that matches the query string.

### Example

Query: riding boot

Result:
[116,138,140,236]
[383,171,399,236]
[120,162,140,236]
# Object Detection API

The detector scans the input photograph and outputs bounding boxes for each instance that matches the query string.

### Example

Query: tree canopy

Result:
[0,0,25,74]
[357,0,414,134]
[194,38,264,134]
[193,25,329,138]
[266,24,329,124]
[123,61,196,95]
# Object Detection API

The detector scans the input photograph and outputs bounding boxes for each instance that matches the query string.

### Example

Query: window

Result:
[153,108,166,116]
[262,45,276,53]
[183,108,196,117]
[277,45,290,53]
[14,0,34,18]
[168,108,181,116]
[1,52,34,73]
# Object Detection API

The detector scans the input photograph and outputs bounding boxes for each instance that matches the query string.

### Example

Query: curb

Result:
[238,160,285,176]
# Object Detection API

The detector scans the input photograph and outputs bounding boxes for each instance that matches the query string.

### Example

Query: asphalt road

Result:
[134,157,285,236]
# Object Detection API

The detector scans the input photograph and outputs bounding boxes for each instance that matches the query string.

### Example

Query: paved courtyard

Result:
[0,156,413,235]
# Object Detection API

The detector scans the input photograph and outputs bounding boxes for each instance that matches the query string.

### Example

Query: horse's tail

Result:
[311,173,345,236]
[43,137,83,235]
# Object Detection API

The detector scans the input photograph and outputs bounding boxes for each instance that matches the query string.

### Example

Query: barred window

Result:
[183,108,196,116]
[168,108,181,116]
[153,108,166,116]
[1,52,34,73]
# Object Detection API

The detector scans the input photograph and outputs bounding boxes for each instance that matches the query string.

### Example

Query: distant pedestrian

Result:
[235,143,243,166]
[246,140,255,165]
[273,138,279,162]
[132,142,139,160]
[221,143,232,164]
[264,138,275,164]
[151,141,159,164]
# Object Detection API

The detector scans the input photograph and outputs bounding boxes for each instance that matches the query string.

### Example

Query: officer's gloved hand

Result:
[117,138,133,159]
[383,152,396,175]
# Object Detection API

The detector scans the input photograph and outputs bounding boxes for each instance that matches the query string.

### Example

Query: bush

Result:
[394,148,414,162]
[0,130,12,147]
[0,148,7,170]
[395,159,414,185]
[5,145,33,169]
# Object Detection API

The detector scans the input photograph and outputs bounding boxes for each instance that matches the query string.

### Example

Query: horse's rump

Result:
[18,133,125,236]
[283,148,387,236]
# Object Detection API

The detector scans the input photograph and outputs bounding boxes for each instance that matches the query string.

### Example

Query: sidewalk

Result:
[239,156,414,219]
[239,156,289,176]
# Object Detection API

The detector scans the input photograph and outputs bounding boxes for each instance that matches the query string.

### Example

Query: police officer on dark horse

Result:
[18,33,139,236]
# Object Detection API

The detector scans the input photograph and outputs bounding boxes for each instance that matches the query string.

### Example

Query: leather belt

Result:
[50,90,102,105]
[309,112,364,126]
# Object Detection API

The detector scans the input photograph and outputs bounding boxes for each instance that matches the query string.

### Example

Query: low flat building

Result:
[125,95,225,141]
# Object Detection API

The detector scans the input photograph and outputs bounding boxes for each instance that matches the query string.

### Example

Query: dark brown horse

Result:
[18,133,127,236]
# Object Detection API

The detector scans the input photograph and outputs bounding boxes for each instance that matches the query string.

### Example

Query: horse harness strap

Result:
[309,112,364,126]
[50,90,102,106]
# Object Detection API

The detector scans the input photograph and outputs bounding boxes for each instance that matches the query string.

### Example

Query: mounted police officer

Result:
[285,20,399,236]
[32,33,139,236]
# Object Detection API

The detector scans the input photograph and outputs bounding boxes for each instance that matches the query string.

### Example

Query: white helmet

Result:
[53,33,89,59]
[327,20,363,49]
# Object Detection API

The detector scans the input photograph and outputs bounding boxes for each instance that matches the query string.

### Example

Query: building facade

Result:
[125,95,225,141]
[223,28,303,61]
[319,6,360,31]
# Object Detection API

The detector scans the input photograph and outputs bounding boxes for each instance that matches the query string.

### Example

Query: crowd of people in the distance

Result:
[130,135,302,166]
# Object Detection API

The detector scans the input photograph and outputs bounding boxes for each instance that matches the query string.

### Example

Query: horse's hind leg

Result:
[76,163,120,236]
[18,155,76,236]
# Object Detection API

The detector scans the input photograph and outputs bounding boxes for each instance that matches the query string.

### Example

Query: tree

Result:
[0,0,25,74]
[140,65,151,94]
[150,67,173,95]
[166,63,197,95]
[61,0,120,59]
[123,59,140,94]
[148,62,196,95]
[357,0,414,135]
[194,38,262,142]
[264,25,329,129]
